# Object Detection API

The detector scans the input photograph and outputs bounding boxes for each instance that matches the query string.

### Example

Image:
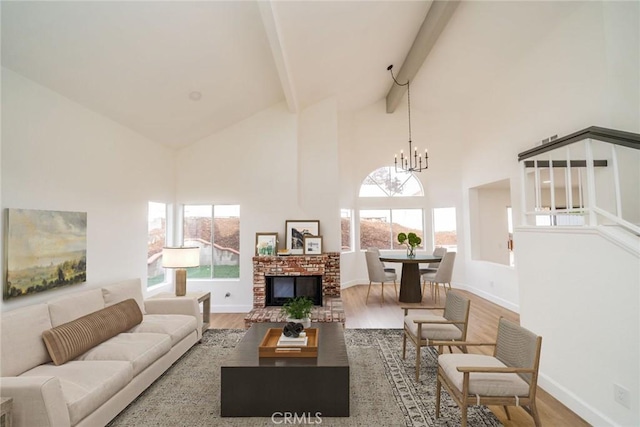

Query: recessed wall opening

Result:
[469,179,512,266]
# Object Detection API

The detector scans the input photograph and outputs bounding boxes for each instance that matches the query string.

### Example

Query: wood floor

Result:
[209,284,589,427]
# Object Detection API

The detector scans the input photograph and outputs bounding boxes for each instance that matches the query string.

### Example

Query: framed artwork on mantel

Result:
[304,236,323,255]
[285,220,320,255]
[255,232,278,256]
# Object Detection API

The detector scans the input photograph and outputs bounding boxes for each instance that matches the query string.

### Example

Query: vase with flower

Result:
[397,232,421,258]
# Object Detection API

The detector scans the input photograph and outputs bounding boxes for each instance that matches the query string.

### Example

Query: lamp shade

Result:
[162,247,200,268]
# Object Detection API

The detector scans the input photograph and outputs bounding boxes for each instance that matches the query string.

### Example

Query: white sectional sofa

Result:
[0,279,203,427]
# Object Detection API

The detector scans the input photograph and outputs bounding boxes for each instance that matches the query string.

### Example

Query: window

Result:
[360,209,424,250]
[433,207,457,251]
[183,204,240,279]
[359,166,423,197]
[341,209,352,252]
[147,202,167,287]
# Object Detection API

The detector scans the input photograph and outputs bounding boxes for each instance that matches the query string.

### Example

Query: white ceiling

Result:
[1,0,431,148]
[2,1,594,150]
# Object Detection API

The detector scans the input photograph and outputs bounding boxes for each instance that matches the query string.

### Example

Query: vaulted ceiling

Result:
[1,1,431,148]
[2,1,587,149]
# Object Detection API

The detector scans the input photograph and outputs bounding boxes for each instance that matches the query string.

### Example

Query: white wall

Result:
[1,69,176,311]
[449,2,640,424]
[175,98,342,311]
[517,228,639,426]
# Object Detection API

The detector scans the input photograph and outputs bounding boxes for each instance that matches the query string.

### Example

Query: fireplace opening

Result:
[266,275,323,306]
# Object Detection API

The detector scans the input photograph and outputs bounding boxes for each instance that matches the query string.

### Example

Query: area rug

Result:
[107,329,502,427]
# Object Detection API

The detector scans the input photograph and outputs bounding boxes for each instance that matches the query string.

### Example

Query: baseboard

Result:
[537,373,617,427]
[340,279,361,289]
[456,283,520,313]
[210,304,252,313]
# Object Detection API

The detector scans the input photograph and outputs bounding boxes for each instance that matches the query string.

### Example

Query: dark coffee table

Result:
[221,322,349,417]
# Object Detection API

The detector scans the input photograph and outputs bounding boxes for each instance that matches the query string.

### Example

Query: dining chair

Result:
[402,290,470,380]
[420,247,447,295]
[421,251,456,302]
[364,248,397,304]
[434,317,543,427]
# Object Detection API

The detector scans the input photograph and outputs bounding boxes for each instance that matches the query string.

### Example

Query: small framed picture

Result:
[255,233,278,256]
[285,220,320,255]
[303,235,323,255]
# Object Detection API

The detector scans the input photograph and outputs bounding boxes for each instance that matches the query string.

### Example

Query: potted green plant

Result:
[281,296,314,328]
[397,232,422,258]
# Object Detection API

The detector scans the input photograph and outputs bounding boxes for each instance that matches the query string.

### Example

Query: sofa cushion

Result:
[42,299,143,365]
[130,314,197,346]
[102,278,146,314]
[77,332,171,376]
[439,353,531,397]
[404,313,463,341]
[48,288,105,327]
[1,303,53,376]
[21,360,133,426]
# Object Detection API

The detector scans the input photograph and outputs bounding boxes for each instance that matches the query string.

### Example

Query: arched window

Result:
[358,166,424,250]
[359,166,423,197]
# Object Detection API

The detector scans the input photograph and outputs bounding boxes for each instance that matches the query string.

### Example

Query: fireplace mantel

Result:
[252,253,340,309]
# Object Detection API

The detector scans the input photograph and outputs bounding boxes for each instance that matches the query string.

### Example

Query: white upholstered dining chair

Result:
[364,247,397,304]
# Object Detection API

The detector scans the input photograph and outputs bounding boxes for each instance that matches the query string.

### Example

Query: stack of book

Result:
[276,331,307,347]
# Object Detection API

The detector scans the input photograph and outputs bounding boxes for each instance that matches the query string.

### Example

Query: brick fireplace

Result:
[245,253,344,327]
[252,252,340,308]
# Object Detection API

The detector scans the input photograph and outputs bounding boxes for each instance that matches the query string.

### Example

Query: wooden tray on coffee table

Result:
[258,328,318,358]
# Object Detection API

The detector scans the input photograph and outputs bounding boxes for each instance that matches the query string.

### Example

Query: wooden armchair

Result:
[433,317,543,427]
[401,290,470,380]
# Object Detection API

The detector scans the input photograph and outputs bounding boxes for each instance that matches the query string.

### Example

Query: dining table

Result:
[378,254,442,303]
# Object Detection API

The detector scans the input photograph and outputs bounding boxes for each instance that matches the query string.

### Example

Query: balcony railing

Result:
[518,126,640,237]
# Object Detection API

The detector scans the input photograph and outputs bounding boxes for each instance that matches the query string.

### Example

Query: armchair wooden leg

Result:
[381,282,384,303]
[415,324,421,381]
[503,406,511,420]
[402,331,407,359]
[393,281,398,298]
[366,281,373,304]
[462,407,468,427]
[435,376,442,418]
[530,401,542,427]
[415,343,421,381]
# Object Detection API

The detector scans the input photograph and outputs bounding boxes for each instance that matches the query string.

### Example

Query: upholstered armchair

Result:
[434,317,543,427]
[401,290,470,380]
[364,247,397,304]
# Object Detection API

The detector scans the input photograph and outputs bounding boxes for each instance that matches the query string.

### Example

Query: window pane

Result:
[391,209,424,249]
[359,166,424,197]
[184,205,213,279]
[341,209,352,251]
[213,205,240,279]
[360,209,392,249]
[147,202,166,287]
[433,207,457,251]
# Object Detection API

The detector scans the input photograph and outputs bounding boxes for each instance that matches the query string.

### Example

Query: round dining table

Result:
[378,254,442,303]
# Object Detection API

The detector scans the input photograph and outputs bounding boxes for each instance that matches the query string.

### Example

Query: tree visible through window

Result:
[183,205,240,279]
[359,166,423,197]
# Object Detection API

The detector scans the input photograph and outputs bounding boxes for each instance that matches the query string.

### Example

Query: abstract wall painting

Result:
[4,208,87,300]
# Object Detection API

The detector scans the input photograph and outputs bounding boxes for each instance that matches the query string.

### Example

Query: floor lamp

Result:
[162,247,200,296]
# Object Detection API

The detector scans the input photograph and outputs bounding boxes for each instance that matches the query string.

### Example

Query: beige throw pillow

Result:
[42,298,142,365]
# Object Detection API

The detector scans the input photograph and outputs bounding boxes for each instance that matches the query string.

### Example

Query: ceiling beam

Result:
[386,0,460,113]
[258,1,299,113]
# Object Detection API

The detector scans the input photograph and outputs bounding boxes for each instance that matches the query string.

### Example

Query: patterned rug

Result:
[107,329,502,427]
